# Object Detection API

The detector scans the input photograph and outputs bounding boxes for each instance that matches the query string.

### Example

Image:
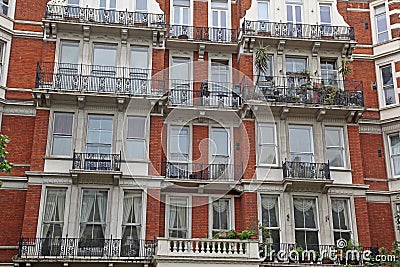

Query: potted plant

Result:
[254,43,270,87]
[338,57,352,81]
[346,240,361,265]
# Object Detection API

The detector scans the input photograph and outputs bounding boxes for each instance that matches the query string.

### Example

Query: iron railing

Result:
[45,4,165,28]
[35,62,165,96]
[72,151,122,171]
[17,237,156,259]
[166,24,239,43]
[245,75,364,107]
[242,20,355,41]
[162,162,243,181]
[282,161,331,180]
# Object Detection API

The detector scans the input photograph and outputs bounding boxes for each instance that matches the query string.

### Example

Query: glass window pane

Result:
[289,126,313,153]
[123,192,142,224]
[130,47,148,70]
[295,6,301,23]
[327,148,344,167]
[286,5,293,22]
[325,128,341,147]
[52,136,72,156]
[376,14,388,33]
[260,146,276,165]
[381,65,393,86]
[172,58,190,81]
[136,0,147,11]
[93,45,117,66]
[258,1,269,21]
[286,58,307,73]
[390,135,400,155]
[127,117,146,138]
[331,199,350,231]
[320,5,331,24]
[261,196,279,227]
[174,0,189,6]
[54,113,73,135]
[170,126,189,156]
[126,140,145,159]
[259,125,275,144]
[212,199,230,231]
[212,129,229,156]
[60,42,79,64]
[182,8,189,24]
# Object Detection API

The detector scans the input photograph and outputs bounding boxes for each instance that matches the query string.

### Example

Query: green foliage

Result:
[338,58,352,79]
[0,134,13,176]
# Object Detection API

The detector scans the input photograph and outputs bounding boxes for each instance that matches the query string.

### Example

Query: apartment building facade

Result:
[0,0,399,266]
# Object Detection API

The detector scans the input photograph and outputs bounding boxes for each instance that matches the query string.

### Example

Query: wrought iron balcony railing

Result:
[245,75,364,107]
[45,4,165,28]
[282,161,331,180]
[167,80,242,108]
[72,152,121,171]
[35,62,165,96]
[167,24,239,43]
[17,237,155,259]
[162,162,243,181]
[242,20,355,41]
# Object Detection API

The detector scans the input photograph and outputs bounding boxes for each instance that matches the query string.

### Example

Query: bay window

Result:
[261,196,280,246]
[389,133,400,177]
[52,113,73,156]
[258,124,278,165]
[121,192,142,256]
[289,125,314,162]
[168,197,189,238]
[331,199,352,243]
[126,117,146,160]
[211,198,231,236]
[293,198,319,250]
[325,127,346,168]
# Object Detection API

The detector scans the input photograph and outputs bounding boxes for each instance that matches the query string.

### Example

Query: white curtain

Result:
[294,198,314,212]
[169,207,177,229]
[97,192,107,237]
[177,206,186,229]
[332,199,345,213]
[80,194,95,237]
[213,200,228,213]
[133,197,142,238]
[42,192,57,237]
[123,194,134,224]
[262,197,277,210]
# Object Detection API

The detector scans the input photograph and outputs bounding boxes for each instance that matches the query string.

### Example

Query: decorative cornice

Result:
[359,124,382,134]
[3,105,36,116]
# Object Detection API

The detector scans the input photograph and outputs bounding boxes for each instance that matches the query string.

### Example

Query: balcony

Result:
[16,237,155,262]
[167,80,242,108]
[44,4,165,29]
[283,161,330,180]
[241,20,355,41]
[166,25,239,43]
[246,76,364,107]
[72,152,121,172]
[162,162,243,182]
[156,238,261,265]
[35,62,164,97]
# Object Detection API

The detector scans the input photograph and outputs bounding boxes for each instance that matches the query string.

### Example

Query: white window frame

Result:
[209,197,234,236]
[121,191,143,241]
[208,0,231,30]
[259,194,281,244]
[135,0,148,12]
[325,126,346,169]
[51,112,74,157]
[379,63,397,106]
[330,198,353,243]
[79,189,109,240]
[257,123,278,166]
[372,3,390,44]
[166,195,191,238]
[41,188,68,239]
[257,0,269,22]
[288,125,314,163]
[210,127,231,164]
[292,196,320,250]
[171,0,192,26]
[389,133,400,178]
[125,116,147,160]
[86,114,114,154]
[169,125,190,163]
[0,41,5,86]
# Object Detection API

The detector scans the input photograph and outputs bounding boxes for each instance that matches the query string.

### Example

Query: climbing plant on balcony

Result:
[254,44,270,85]
[0,134,13,187]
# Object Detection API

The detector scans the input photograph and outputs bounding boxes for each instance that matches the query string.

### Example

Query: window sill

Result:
[256,164,281,169]
[124,159,150,164]
[44,156,73,160]
[330,167,351,172]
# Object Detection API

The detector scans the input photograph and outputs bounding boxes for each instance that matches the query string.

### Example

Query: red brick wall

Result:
[239,192,258,232]
[159,194,166,237]
[360,133,388,190]
[192,125,208,164]
[1,115,35,176]
[146,189,161,240]
[338,2,372,45]
[192,196,208,238]
[242,120,256,180]
[14,0,47,22]
[194,1,208,27]
[7,39,55,100]
[354,197,371,246]
[21,185,42,238]
[0,250,19,263]
[149,115,163,176]
[0,190,26,246]
[348,126,364,185]
[30,110,50,172]
[367,202,395,249]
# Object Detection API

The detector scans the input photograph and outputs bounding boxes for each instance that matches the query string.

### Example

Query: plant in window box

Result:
[346,240,361,265]
[237,230,256,240]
